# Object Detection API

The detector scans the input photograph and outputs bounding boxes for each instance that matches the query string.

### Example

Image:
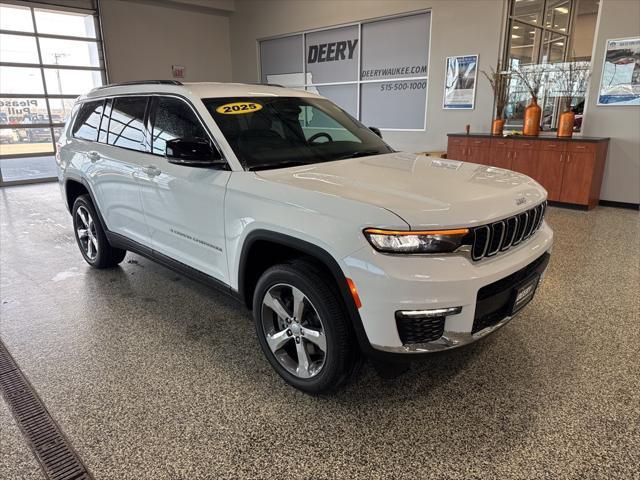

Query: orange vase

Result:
[523,97,541,136]
[557,110,575,138]
[492,119,505,136]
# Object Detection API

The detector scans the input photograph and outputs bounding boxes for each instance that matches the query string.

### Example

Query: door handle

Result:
[87,151,100,162]
[142,165,161,177]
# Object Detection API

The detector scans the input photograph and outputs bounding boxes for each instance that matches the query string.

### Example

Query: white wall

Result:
[229,0,640,205]
[96,0,639,204]
[582,0,640,204]
[101,0,233,83]
[229,0,506,154]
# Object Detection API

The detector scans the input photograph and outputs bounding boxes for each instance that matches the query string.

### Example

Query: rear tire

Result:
[253,259,358,394]
[72,195,126,268]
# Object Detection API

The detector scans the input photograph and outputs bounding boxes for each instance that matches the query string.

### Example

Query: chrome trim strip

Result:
[397,306,462,318]
[469,201,546,261]
[513,211,529,245]
[486,221,506,257]
[472,225,490,260]
[372,312,518,353]
[501,216,517,251]
[526,207,538,239]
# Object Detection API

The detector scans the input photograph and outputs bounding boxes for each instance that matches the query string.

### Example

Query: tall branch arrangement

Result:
[512,64,548,101]
[482,63,511,119]
[551,61,592,111]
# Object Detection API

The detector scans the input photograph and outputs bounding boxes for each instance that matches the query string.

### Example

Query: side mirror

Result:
[165,137,224,167]
[369,126,382,139]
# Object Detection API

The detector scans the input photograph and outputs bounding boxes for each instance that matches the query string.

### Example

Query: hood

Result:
[255,152,546,229]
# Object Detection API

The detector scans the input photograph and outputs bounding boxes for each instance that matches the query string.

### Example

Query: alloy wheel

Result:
[75,205,98,261]
[261,283,327,379]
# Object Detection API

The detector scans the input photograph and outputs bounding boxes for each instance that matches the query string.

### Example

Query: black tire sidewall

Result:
[72,195,117,267]
[253,263,351,393]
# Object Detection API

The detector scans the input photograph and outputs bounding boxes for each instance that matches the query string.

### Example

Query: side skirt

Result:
[105,231,242,302]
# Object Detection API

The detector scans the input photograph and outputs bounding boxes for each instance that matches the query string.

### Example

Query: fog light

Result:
[396,306,462,318]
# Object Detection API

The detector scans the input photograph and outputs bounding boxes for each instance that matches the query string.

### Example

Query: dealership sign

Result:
[0,99,40,117]
[307,39,358,63]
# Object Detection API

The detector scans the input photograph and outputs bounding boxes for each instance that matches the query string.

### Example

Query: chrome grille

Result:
[471,201,547,261]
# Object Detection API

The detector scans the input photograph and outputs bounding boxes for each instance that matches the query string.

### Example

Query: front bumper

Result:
[342,222,553,354]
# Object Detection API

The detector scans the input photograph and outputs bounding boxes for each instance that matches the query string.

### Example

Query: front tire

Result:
[72,195,126,268]
[253,260,358,394]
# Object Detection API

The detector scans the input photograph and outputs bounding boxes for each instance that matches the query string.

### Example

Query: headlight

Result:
[363,228,470,254]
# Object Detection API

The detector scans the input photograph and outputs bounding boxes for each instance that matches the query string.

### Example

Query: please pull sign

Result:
[307,39,358,64]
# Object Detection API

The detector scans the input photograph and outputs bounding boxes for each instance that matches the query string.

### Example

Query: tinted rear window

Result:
[72,100,103,142]
[107,96,148,151]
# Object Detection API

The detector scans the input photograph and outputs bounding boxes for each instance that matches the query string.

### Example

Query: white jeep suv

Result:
[57,81,553,393]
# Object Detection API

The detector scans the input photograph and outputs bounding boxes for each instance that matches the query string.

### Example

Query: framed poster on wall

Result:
[443,55,478,109]
[597,37,640,106]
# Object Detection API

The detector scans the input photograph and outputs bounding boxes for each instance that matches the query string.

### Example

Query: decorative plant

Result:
[512,64,548,101]
[482,62,511,119]
[551,60,592,112]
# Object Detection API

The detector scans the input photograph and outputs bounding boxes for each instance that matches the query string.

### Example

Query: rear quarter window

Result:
[72,100,104,142]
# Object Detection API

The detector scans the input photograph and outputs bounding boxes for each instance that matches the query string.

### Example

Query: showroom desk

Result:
[447,133,610,210]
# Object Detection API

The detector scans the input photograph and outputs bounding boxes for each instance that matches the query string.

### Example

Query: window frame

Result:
[502,0,580,132]
[0,0,107,186]
[106,96,150,152]
[149,95,213,157]
[257,10,432,132]
[71,98,104,142]
[70,93,228,166]
[504,0,575,69]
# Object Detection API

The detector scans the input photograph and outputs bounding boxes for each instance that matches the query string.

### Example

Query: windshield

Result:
[202,96,393,170]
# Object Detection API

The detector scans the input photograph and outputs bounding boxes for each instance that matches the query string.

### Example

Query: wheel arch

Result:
[64,175,109,232]
[237,230,372,353]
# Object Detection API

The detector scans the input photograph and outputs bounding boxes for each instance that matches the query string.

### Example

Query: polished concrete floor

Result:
[1,183,638,480]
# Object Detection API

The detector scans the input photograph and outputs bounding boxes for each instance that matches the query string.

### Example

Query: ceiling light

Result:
[554,42,564,46]
[512,34,522,39]
[513,25,521,29]
[555,7,569,13]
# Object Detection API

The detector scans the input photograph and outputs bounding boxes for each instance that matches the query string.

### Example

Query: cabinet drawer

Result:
[566,142,597,154]
[448,137,468,146]
[491,138,513,148]
[539,141,566,151]
[468,137,491,148]
[513,140,536,150]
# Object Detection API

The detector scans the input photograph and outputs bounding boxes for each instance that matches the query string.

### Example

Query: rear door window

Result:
[107,96,148,151]
[72,100,103,141]
[151,96,209,155]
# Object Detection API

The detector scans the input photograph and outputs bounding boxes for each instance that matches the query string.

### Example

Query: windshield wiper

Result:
[334,150,383,160]
[247,160,312,171]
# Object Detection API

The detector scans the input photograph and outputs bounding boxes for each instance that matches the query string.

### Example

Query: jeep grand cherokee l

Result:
[57,80,553,393]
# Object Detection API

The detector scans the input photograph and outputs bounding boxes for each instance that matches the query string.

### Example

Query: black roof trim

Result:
[93,80,183,91]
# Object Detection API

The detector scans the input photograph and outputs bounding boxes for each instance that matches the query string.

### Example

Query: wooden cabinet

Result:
[447,134,609,209]
[447,136,467,161]
[511,145,537,180]
[467,137,491,161]
[560,151,596,204]
[535,148,565,201]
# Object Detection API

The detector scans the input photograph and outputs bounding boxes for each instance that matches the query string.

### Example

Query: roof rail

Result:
[93,80,183,91]
[248,82,285,88]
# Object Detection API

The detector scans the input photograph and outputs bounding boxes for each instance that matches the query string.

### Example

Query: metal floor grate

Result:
[0,340,94,480]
